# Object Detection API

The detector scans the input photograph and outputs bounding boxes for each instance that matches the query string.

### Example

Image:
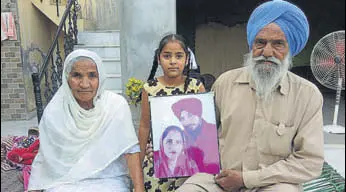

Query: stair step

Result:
[106,89,123,94]
[74,45,120,59]
[77,31,120,46]
[75,44,120,48]
[102,58,121,62]
[82,30,120,32]
[75,31,123,93]
[102,58,122,74]
[105,74,121,78]
[104,77,122,90]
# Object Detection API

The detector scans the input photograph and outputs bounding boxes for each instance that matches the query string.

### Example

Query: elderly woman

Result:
[28,49,144,192]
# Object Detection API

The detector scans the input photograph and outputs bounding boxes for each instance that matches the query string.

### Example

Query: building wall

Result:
[195,23,249,78]
[1,0,64,121]
[30,0,121,31]
[119,0,176,129]
[17,0,58,116]
[1,0,118,121]
[194,22,327,78]
[1,0,26,121]
[82,0,120,30]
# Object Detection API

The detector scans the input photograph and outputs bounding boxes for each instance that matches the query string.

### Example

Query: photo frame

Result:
[149,92,221,179]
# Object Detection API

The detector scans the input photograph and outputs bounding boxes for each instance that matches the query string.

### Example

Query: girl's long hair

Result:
[147,34,191,93]
[137,34,193,103]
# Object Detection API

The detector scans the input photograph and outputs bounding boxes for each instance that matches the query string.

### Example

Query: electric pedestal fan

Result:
[310,30,345,134]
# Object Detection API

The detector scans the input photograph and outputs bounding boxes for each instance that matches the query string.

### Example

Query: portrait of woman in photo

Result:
[154,126,199,178]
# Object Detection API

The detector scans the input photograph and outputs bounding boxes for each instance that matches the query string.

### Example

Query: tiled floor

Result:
[1,116,38,136]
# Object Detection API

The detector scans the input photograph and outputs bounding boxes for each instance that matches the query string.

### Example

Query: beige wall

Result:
[82,0,120,30]
[17,0,59,113]
[195,23,249,78]
[29,0,120,31]
[16,0,118,115]
[18,0,53,52]
[31,0,87,31]
[31,0,67,27]
[195,22,314,78]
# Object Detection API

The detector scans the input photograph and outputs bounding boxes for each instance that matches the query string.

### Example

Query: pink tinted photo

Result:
[149,92,220,179]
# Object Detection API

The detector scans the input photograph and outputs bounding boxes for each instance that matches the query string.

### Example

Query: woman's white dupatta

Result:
[28,49,139,190]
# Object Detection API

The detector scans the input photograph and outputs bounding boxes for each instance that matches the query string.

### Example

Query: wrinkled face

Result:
[163,130,184,160]
[159,41,188,78]
[246,23,292,101]
[179,110,201,131]
[68,59,99,109]
[252,23,289,62]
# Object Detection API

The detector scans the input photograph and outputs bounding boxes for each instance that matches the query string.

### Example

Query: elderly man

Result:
[177,0,324,191]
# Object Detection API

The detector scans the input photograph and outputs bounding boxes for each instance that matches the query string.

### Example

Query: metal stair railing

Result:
[31,0,80,123]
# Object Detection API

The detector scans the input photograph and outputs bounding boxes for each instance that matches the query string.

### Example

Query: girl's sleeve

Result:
[125,144,140,154]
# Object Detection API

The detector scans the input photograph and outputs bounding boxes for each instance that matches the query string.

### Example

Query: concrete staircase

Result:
[30,0,87,31]
[74,31,122,94]
[30,0,123,94]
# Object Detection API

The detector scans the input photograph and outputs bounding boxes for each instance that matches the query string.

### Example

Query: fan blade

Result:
[313,42,335,61]
[335,40,345,56]
[310,31,345,90]
[320,65,337,85]
[334,31,345,56]
[321,37,336,58]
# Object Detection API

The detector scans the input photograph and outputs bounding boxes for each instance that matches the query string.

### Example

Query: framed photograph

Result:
[149,92,221,179]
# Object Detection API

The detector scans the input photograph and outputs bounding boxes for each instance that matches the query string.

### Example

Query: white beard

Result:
[244,52,292,102]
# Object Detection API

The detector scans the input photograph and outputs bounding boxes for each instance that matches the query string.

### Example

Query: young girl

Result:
[138,34,205,191]
[154,126,199,179]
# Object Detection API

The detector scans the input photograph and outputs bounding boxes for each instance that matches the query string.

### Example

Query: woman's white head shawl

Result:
[28,49,138,190]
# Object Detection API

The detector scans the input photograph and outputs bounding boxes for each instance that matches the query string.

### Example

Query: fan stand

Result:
[324,78,345,134]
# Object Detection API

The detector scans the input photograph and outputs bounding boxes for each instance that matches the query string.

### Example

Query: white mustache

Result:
[244,53,291,102]
[253,56,282,65]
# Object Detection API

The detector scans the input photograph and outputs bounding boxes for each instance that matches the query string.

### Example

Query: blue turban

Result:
[247,0,309,56]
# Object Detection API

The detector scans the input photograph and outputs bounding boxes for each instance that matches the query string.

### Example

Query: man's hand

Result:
[215,170,244,191]
[146,143,153,162]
